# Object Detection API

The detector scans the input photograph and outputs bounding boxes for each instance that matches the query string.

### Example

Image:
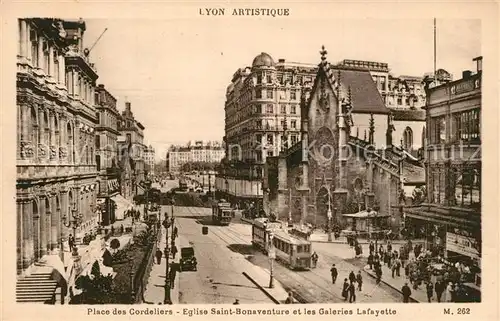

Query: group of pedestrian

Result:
[328,263,363,303]
[341,270,363,303]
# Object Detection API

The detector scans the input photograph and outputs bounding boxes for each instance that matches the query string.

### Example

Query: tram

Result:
[251,218,312,270]
[212,200,233,226]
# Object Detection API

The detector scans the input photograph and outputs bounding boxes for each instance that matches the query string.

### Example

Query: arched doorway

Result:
[316,186,330,225]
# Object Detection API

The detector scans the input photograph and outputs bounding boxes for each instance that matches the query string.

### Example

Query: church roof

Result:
[390,108,426,121]
[331,66,390,114]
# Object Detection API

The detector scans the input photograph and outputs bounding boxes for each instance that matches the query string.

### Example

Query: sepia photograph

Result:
[4,3,496,317]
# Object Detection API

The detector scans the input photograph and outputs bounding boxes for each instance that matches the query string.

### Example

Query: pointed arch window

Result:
[403,127,413,150]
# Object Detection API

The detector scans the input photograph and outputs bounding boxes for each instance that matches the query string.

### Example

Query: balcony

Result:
[17,164,98,182]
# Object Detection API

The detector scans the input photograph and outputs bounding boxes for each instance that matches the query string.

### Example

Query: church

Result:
[262,47,425,233]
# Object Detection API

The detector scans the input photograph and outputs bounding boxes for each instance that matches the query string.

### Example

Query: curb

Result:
[362,266,420,303]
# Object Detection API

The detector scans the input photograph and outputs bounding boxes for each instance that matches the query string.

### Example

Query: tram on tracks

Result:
[211,200,233,226]
[251,218,312,270]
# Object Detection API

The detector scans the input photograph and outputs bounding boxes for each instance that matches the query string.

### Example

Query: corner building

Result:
[16,19,100,274]
[217,53,317,206]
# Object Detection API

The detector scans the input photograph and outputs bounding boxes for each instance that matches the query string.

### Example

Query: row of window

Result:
[256,72,313,86]
[254,104,298,115]
[429,108,481,144]
[255,88,297,100]
[428,164,481,208]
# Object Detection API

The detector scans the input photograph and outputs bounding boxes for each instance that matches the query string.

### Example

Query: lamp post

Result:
[163,202,174,304]
[62,203,83,256]
[373,205,380,253]
[268,232,275,289]
[327,188,333,242]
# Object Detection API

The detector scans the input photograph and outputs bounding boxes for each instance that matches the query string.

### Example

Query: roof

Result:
[402,161,425,185]
[252,52,275,68]
[272,229,311,245]
[331,66,390,114]
[391,108,426,121]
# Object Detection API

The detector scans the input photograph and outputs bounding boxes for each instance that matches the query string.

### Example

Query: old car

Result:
[180,246,197,271]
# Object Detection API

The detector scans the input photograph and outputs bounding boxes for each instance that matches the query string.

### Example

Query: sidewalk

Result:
[143,226,179,304]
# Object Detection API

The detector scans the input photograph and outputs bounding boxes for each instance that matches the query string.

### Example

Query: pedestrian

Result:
[435,280,444,303]
[405,263,410,278]
[342,279,349,301]
[391,261,397,278]
[155,249,163,265]
[284,292,295,304]
[375,266,382,284]
[169,262,177,289]
[173,226,179,238]
[378,245,384,257]
[395,257,401,277]
[348,281,356,303]
[401,282,412,303]
[171,245,178,259]
[369,241,375,254]
[368,253,374,270]
[426,281,434,303]
[68,234,74,250]
[444,282,453,302]
[349,270,356,284]
[387,241,392,254]
[311,252,319,268]
[387,251,392,267]
[356,271,363,291]
[330,264,338,284]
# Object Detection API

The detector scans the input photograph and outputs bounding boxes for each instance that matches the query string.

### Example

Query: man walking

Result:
[356,271,363,291]
[171,244,178,260]
[155,248,163,265]
[401,282,412,303]
[435,279,444,303]
[348,281,356,303]
[426,281,434,303]
[330,264,338,284]
[68,234,75,251]
[311,252,319,268]
[349,270,356,284]
[368,252,374,270]
[369,241,375,254]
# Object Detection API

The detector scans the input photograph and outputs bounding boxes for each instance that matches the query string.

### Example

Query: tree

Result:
[72,261,114,304]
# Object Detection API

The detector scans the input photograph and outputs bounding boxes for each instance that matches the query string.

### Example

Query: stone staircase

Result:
[16,267,57,304]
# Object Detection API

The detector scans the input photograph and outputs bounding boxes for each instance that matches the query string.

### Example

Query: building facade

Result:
[217,53,317,205]
[94,84,121,226]
[16,19,102,279]
[117,101,146,197]
[167,141,225,173]
[406,57,482,293]
[144,144,155,175]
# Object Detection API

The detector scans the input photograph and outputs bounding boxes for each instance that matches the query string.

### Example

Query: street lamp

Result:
[268,232,275,289]
[287,189,293,227]
[373,204,380,253]
[62,203,83,256]
[162,201,175,305]
[327,188,333,242]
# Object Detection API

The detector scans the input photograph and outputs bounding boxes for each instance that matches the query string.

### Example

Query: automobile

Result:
[179,246,197,271]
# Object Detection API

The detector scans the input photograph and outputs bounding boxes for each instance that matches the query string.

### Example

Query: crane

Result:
[83,28,108,57]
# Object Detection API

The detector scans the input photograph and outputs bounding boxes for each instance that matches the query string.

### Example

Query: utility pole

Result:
[163,206,172,304]
[268,232,275,289]
[327,188,332,241]
[288,188,293,227]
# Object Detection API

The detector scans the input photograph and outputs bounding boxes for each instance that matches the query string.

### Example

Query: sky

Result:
[82,18,481,161]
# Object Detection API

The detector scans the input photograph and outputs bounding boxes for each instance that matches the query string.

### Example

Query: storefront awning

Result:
[111,194,134,220]
[404,206,481,230]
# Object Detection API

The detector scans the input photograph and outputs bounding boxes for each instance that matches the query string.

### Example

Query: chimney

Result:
[125,102,131,111]
[462,70,472,79]
[473,56,483,73]
[278,59,285,63]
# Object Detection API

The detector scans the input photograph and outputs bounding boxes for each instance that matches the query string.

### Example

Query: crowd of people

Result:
[362,238,478,303]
